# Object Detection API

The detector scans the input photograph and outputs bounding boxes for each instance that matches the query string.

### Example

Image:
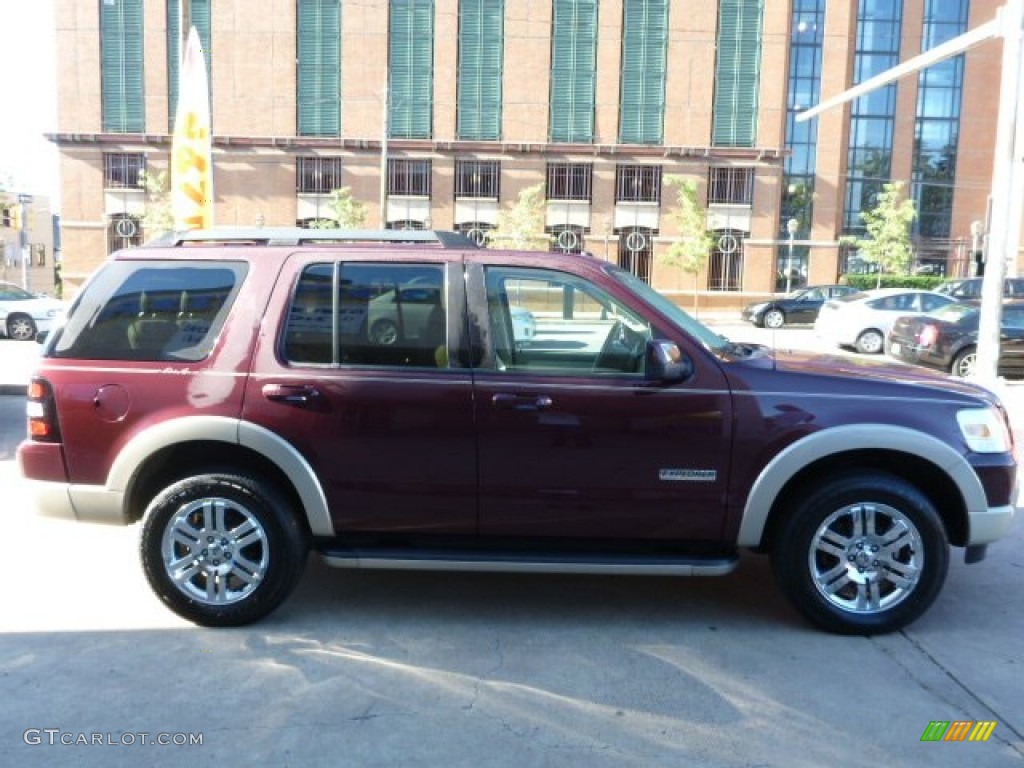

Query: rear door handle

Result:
[492,393,553,411]
[262,383,321,405]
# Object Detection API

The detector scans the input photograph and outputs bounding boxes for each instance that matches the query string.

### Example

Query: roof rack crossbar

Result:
[144,228,479,249]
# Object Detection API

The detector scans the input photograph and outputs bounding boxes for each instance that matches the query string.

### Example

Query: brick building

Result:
[50,0,1006,309]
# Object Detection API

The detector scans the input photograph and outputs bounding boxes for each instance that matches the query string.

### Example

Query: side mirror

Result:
[646,340,692,383]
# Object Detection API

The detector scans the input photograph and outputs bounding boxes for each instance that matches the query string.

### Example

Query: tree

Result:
[137,169,174,237]
[310,187,367,229]
[661,175,715,313]
[842,181,917,288]
[486,183,550,250]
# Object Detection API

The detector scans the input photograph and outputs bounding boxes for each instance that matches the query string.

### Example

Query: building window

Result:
[712,0,763,147]
[550,0,598,143]
[388,159,432,197]
[103,153,146,189]
[167,0,212,131]
[844,0,902,234]
[912,0,968,240]
[297,157,344,193]
[389,0,434,139]
[619,0,668,144]
[107,214,143,254]
[101,0,145,133]
[296,0,342,137]
[455,160,500,198]
[457,0,503,140]
[708,168,754,205]
[386,220,427,230]
[615,165,662,203]
[454,221,494,246]
[780,0,824,240]
[546,163,593,201]
[548,224,587,254]
[708,230,744,291]
[617,226,655,283]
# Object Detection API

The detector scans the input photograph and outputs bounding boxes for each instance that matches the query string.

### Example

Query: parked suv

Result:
[18,230,1017,634]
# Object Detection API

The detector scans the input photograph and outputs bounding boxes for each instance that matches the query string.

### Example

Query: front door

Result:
[469,263,733,541]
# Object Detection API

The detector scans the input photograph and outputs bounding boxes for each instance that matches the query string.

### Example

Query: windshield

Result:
[0,283,36,301]
[608,265,729,352]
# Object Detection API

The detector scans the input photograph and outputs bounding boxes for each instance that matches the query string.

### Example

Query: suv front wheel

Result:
[140,472,308,626]
[771,471,949,634]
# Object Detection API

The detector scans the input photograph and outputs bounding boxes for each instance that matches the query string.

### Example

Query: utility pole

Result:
[18,194,32,292]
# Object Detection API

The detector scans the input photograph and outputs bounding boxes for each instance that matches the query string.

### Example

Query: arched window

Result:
[107,214,143,254]
[616,226,655,284]
[454,221,494,247]
[548,224,587,254]
[708,229,744,291]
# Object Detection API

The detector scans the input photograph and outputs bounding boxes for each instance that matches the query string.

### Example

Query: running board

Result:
[321,549,739,576]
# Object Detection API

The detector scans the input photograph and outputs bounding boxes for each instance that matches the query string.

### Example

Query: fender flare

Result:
[106,415,334,537]
[736,423,985,548]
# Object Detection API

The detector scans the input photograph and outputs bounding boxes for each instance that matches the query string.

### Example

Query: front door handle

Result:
[262,383,321,405]
[492,393,553,411]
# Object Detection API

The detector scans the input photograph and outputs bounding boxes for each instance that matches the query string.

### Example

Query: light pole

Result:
[785,218,799,294]
[971,219,985,276]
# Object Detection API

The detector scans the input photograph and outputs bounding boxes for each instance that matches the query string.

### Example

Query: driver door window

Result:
[483,267,651,375]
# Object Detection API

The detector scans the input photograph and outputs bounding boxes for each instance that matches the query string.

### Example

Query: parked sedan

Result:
[741,284,858,328]
[887,301,1024,378]
[814,288,956,354]
[935,276,1024,300]
[0,282,67,341]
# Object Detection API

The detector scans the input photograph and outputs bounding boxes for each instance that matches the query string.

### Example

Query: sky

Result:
[0,0,59,207]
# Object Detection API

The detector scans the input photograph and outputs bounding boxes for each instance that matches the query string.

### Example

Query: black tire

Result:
[7,314,36,341]
[855,329,885,354]
[951,346,977,378]
[771,471,948,635]
[140,473,308,627]
[763,308,786,329]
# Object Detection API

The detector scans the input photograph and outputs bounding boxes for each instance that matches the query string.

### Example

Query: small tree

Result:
[310,186,367,229]
[486,183,551,250]
[842,181,917,288]
[137,169,174,237]
[661,175,715,314]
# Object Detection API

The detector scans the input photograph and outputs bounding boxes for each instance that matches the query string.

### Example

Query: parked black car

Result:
[887,301,1024,378]
[741,284,858,328]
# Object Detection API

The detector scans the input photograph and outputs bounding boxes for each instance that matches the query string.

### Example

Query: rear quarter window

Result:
[50,261,247,361]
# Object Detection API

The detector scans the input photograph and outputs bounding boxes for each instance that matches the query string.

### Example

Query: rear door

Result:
[243,253,478,535]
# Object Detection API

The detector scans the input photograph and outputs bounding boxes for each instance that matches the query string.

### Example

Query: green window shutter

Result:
[389,0,434,139]
[550,0,597,143]
[712,0,763,147]
[619,0,667,145]
[167,0,213,131]
[297,0,342,136]
[101,0,145,133]
[457,0,503,141]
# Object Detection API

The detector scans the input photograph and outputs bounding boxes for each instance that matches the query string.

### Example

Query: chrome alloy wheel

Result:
[161,497,270,605]
[808,502,924,614]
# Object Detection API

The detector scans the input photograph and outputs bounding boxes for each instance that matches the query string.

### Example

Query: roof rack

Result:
[144,228,479,249]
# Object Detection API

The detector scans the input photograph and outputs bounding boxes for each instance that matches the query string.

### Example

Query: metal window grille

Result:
[546,163,593,201]
[455,160,500,199]
[615,165,662,203]
[708,167,754,205]
[297,157,344,193]
[107,214,143,254]
[103,153,146,189]
[616,227,655,284]
[548,224,587,254]
[386,220,427,230]
[387,159,433,196]
[454,221,494,247]
[707,230,744,290]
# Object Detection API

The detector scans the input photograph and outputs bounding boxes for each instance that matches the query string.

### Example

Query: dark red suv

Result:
[17,229,1017,633]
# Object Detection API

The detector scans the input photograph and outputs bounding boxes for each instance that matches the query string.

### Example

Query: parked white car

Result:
[0,282,67,341]
[814,287,955,354]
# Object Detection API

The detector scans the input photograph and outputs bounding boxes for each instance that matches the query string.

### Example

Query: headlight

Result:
[957,407,1012,453]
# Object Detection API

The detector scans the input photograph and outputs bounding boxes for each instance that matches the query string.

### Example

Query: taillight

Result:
[26,378,61,442]
[918,325,938,347]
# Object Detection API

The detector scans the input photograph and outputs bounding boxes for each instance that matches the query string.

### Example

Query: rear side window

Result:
[51,261,246,361]
[283,262,448,368]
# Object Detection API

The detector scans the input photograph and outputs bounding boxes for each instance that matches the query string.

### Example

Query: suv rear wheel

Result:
[771,472,948,634]
[140,472,308,626]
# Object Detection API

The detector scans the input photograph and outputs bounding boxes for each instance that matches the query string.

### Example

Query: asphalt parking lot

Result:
[0,333,1021,767]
